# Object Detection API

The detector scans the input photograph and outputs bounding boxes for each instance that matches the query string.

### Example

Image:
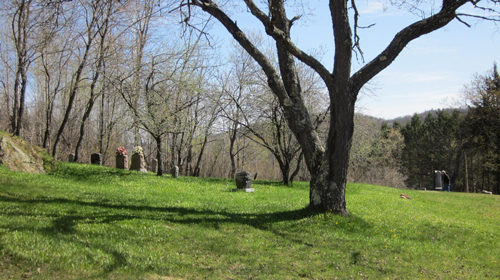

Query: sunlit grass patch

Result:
[0,163,499,279]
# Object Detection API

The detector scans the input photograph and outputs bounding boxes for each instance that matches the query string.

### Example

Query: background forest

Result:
[1,0,499,194]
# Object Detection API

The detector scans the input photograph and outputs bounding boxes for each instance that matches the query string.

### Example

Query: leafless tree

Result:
[1,0,64,137]
[73,0,121,162]
[180,0,500,213]
[51,0,110,160]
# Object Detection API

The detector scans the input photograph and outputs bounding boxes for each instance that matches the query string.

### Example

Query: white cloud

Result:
[358,1,409,16]
[379,71,454,84]
[359,1,385,15]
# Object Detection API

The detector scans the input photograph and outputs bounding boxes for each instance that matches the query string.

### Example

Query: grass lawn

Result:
[0,162,499,279]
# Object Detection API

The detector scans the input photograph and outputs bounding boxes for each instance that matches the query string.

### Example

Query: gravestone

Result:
[91,153,102,165]
[434,170,442,190]
[233,171,254,192]
[171,165,179,178]
[68,153,75,162]
[152,159,158,173]
[130,153,147,172]
[116,154,129,170]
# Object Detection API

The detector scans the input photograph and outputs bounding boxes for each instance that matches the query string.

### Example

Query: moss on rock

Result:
[0,131,56,174]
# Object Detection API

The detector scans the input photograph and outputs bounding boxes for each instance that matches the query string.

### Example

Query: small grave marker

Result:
[91,153,102,166]
[233,171,254,192]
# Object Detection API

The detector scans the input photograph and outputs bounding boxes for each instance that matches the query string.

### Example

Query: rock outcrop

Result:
[0,132,46,174]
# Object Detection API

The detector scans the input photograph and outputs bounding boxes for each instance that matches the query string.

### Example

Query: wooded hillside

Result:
[1,1,498,194]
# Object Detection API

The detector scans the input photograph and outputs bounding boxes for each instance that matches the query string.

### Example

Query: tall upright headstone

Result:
[130,153,147,172]
[91,153,102,166]
[116,154,129,169]
[434,170,443,190]
[171,165,179,178]
[68,154,75,162]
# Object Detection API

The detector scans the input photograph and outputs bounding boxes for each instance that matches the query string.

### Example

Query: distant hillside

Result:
[384,107,467,126]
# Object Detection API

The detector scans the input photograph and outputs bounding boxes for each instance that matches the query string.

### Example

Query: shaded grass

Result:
[0,162,499,279]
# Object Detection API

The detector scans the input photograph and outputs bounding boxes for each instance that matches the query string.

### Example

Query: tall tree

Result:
[2,0,61,136]
[181,0,499,213]
[400,110,462,189]
[73,0,118,162]
[51,0,105,159]
[462,64,500,193]
[118,34,206,176]
[401,114,428,188]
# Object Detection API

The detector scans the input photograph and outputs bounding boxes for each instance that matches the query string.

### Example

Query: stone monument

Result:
[233,171,254,192]
[116,154,129,169]
[90,153,102,165]
[171,165,179,178]
[434,170,442,190]
[130,153,147,172]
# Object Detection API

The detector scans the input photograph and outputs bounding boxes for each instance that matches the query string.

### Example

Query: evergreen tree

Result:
[401,110,462,189]
[401,114,428,188]
[463,64,500,193]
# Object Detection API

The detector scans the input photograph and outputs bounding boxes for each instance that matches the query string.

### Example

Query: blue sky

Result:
[210,1,499,119]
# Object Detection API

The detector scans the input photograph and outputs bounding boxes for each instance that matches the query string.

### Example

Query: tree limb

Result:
[350,0,470,95]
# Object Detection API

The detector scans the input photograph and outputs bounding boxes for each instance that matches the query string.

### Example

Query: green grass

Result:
[0,163,499,279]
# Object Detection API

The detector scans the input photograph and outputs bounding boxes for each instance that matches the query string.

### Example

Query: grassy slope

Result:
[0,163,499,279]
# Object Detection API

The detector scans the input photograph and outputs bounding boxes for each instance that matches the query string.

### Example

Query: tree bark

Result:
[228,120,238,179]
[289,151,303,184]
[11,0,32,137]
[155,135,163,176]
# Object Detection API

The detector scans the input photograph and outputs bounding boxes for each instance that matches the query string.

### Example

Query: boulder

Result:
[0,132,46,174]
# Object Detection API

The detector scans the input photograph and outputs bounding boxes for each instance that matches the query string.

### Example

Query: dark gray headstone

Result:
[235,171,252,190]
[434,170,442,190]
[68,154,75,162]
[91,153,102,165]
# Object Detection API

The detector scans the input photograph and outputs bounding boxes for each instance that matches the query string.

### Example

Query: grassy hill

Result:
[0,162,499,279]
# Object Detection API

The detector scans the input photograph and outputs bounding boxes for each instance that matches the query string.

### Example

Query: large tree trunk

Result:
[309,95,354,214]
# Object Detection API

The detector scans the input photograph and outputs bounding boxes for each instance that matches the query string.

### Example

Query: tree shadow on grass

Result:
[0,192,315,228]
[0,193,373,278]
[49,163,140,181]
